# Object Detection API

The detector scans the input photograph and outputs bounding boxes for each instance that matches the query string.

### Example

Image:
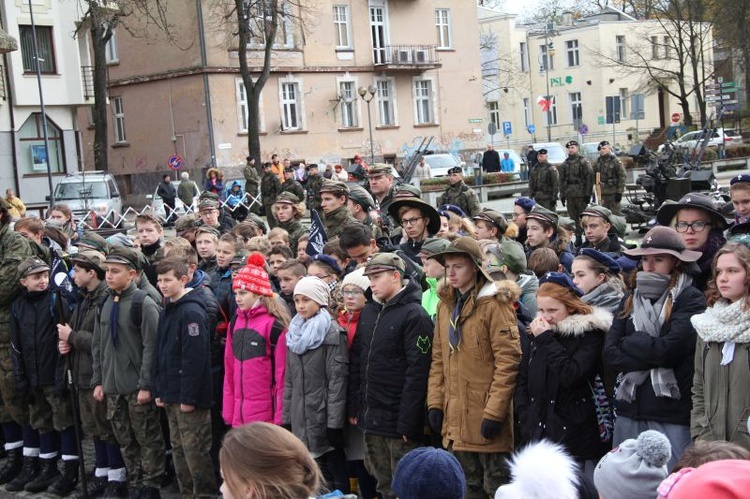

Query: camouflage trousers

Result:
[534,196,557,212]
[566,196,589,238]
[79,387,116,444]
[107,392,165,488]
[165,404,217,498]
[363,434,420,499]
[450,446,511,499]
[29,385,74,432]
[0,343,29,425]
[601,193,622,215]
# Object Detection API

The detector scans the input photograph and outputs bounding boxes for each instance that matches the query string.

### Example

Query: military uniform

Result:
[306,172,324,213]
[261,170,282,228]
[243,163,261,214]
[278,219,307,254]
[322,205,356,239]
[280,178,305,204]
[594,154,626,215]
[375,187,397,237]
[528,161,559,211]
[437,182,482,218]
[560,150,593,237]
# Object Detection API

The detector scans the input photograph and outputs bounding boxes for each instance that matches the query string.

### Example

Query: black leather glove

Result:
[480,418,503,440]
[428,409,444,435]
[327,428,344,448]
[560,198,566,206]
[615,193,623,202]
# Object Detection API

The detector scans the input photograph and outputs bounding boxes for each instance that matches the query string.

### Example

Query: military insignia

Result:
[416,335,431,354]
[187,323,200,337]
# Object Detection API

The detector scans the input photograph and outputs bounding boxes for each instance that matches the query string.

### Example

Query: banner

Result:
[306,209,328,257]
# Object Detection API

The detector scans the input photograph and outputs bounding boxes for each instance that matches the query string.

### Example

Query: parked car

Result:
[531,142,567,166]
[495,149,525,175]
[49,172,122,220]
[423,153,464,177]
[657,128,743,153]
[146,180,201,219]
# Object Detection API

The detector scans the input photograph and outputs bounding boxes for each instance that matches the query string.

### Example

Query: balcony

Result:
[373,45,441,71]
[81,66,94,100]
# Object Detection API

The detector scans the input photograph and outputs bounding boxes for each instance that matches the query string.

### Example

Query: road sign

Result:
[502,121,512,135]
[721,99,739,105]
[488,122,498,136]
[469,118,483,124]
[580,124,589,135]
[722,82,737,88]
[527,124,536,134]
[168,154,183,170]
[671,113,681,123]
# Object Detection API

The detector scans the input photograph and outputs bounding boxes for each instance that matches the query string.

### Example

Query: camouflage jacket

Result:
[306,174,324,211]
[560,153,593,199]
[278,219,308,254]
[280,179,305,203]
[322,205,356,239]
[375,187,396,236]
[529,161,559,201]
[243,165,260,194]
[594,155,626,195]
[0,224,35,343]
[261,171,282,206]
[437,182,482,217]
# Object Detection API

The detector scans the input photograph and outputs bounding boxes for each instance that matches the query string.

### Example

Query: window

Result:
[488,101,500,128]
[19,113,64,174]
[605,95,621,124]
[413,79,434,124]
[106,29,118,64]
[651,36,659,60]
[616,35,626,62]
[619,88,628,119]
[542,96,557,126]
[236,79,265,133]
[540,44,553,71]
[663,36,671,58]
[245,1,293,48]
[519,42,528,72]
[569,92,582,128]
[19,25,56,73]
[333,5,351,49]
[435,9,452,49]
[339,80,358,128]
[369,4,389,64]
[630,93,645,120]
[376,78,395,126]
[566,40,579,67]
[523,98,531,127]
[280,81,302,130]
[112,97,127,143]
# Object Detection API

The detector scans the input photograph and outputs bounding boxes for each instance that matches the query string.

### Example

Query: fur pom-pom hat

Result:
[594,430,671,499]
[494,440,579,499]
[233,253,273,296]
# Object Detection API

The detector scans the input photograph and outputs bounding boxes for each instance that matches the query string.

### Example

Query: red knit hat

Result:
[232,253,273,296]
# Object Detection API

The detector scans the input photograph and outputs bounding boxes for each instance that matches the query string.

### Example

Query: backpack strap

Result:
[131,289,149,329]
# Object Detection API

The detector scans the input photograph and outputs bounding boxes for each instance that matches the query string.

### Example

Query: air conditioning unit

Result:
[395,49,412,63]
[413,49,429,63]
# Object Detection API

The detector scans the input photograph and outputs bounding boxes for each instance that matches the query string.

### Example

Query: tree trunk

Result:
[90,3,112,172]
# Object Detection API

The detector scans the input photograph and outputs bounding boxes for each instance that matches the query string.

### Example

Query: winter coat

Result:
[515,307,611,461]
[187,270,219,340]
[580,235,623,257]
[517,272,539,317]
[282,322,348,456]
[204,168,224,197]
[67,281,109,388]
[223,305,287,426]
[349,278,434,439]
[0,225,35,344]
[177,180,199,207]
[152,289,212,409]
[604,285,706,425]
[156,180,176,203]
[428,279,522,453]
[92,281,161,394]
[10,289,70,393]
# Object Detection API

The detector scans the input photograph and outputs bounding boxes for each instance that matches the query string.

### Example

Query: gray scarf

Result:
[285,310,331,355]
[616,272,691,403]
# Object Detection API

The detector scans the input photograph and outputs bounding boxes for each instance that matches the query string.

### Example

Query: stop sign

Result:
[671,112,681,123]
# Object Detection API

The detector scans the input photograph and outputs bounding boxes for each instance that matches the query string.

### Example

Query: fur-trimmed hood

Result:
[539,306,613,337]
[437,277,521,306]
[504,221,519,240]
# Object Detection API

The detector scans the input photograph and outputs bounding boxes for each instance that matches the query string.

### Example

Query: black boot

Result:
[49,458,79,496]
[0,448,23,484]
[24,457,60,492]
[139,485,161,499]
[102,480,128,499]
[76,474,108,498]
[126,484,141,499]
[5,455,40,492]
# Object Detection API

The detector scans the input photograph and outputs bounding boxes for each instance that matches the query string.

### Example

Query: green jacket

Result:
[529,161,559,201]
[278,219,308,254]
[560,153,593,199]
[177,180,199,207]
[421,277,441,320]
[261,171,282,206]
[0,224,34,344]
[323,205,356,239]
[91,281,161,394]
[376,187,396,236]
[68,281,109,388]
[243,165,260,195]
[306,173,324,212]
[594,155,626,195]
[437,182,482,217]
[281,178,305,203]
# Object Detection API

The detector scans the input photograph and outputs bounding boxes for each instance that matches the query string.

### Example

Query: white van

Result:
[49,172,122,220]
[531,142,567,166]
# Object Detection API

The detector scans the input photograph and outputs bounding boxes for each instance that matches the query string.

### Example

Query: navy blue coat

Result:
[152,289,212,409]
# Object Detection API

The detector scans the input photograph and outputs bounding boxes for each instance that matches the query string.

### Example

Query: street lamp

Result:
[358,85,377,164]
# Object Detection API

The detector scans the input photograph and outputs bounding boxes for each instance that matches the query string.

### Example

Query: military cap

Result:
[578,248,620,274]
[538,148,548,155]
[136,212,164,227]
[417,238,451,258]
[580,205,613,222]
[75,231,109,254]
[104,246,141,270]
[319,179,349,196]
[230,249,250,267]
[539,271,584,297]
[393,184,422,199]
[174,214,199,233]
[558,216,576,231]
[199,191,221,202]
[18,257,50,278]
[597,140,610,150]
[565,140,579,148]
[198,198,221,211]
[526,205,558,227]
[106,233,134,248]
[496,239,527,275]
[730,174,750,186]
[447,166,463,175]
[348,185,375,210]
[275,192,301,205]
[473,209,508,233]
[72,249,106,273]
[195,225,220,238]
[428,236,494,283]
[367,163,392,177]
[363,252,406,276]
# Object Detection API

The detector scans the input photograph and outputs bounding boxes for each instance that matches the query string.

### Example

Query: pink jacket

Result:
[222,305,287,427]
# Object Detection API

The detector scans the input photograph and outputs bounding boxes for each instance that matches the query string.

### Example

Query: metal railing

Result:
[374,45,439,66]
[81,66,94,100]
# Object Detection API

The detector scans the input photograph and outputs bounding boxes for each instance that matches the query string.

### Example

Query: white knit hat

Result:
[342,268,370,292]
[293,276,330,306]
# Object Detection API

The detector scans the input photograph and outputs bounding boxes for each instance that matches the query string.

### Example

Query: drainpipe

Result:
[196,0,216,168]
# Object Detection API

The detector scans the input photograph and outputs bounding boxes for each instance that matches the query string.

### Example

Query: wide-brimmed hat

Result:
[623,226,702,262]
[655,192,728,231]
[428,236,494,283]
[388,197,441,235]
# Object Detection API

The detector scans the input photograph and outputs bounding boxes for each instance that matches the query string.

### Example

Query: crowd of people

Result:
[0,155,749,499]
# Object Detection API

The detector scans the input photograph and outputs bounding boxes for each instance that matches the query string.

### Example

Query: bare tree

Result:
[710,0,750,105]
[479,30,528,98]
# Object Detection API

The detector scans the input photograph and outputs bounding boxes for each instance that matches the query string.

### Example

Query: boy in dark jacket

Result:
[153,259,216,497]
[10,257,78,494]
[58,250,127,497]
[348,253,434,499]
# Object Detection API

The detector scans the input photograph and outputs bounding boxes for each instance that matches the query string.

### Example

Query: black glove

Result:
[615,193,622,202]
[560,198,566,206]
[480,418,503,440]
[327,428,344,448]
[428,409,444,435]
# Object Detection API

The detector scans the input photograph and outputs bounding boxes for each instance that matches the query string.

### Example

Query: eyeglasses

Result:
[675,221,711,233]
[401,216,424,227]
[342,289,364,297]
